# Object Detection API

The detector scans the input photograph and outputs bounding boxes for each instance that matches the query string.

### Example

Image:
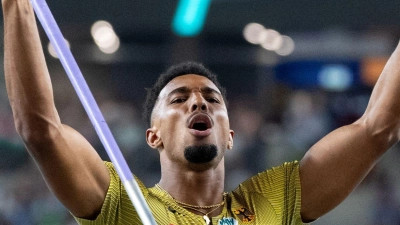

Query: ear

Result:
[146,127,163,149]
[227,129,234,150]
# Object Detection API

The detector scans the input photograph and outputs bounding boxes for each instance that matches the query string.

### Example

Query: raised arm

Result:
[2,0,109,219]
[299,42,400,221]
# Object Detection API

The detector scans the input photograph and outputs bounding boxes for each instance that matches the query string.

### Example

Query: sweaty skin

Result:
[4,0,400,222]
[146,75,234,216]
[299,43,400,221]
[3,0,110,219]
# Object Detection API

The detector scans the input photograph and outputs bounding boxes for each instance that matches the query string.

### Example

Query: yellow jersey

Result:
[74,161,307,225]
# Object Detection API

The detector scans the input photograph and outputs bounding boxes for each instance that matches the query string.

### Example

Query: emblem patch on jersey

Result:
[233,207,255,223]
[218,217,238,225]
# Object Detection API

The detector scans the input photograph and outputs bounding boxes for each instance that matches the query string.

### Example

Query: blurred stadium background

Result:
[1,0,400,224]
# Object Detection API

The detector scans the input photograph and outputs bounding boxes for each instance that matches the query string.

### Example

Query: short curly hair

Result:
[143,61,227,126]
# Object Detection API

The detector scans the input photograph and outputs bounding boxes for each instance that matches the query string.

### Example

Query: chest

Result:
[148,194,280,225]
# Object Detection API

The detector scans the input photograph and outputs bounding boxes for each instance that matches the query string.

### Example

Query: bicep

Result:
[299,120,387,221]
[31,124,110,219]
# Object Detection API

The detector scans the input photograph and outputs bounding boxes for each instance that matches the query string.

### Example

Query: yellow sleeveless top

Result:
[74,161,307,225]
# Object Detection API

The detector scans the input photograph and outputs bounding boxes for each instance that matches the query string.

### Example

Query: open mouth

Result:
[192,122,209,131]
[188,114,213,131]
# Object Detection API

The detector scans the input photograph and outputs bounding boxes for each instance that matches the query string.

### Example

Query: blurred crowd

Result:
[0,62,400,225]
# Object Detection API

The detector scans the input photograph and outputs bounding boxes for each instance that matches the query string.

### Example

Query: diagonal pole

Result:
[30,0,157,224]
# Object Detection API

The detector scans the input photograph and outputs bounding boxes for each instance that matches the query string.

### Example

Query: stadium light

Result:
[172,0,211,37]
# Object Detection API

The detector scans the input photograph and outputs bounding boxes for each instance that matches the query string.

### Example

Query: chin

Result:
[184,144,218,164]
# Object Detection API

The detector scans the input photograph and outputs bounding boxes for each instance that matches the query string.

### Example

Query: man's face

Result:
[146,74,234,168]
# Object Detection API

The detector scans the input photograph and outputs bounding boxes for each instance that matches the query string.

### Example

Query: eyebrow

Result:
[167,86,221,98]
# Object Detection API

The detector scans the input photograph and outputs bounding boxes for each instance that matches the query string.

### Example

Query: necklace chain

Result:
[155,184,226,225]
[182,204,223,225]
[182,204,223,215]
[155,184,227,209]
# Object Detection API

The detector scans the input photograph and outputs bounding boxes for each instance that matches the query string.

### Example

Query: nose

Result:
[190,92,207,112]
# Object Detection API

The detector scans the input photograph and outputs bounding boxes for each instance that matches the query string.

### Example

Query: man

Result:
[3,0,400,224]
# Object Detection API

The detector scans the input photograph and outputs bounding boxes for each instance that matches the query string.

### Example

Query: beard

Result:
[184,144,218,164]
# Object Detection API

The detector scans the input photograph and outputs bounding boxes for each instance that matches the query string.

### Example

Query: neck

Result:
[158,157,226,216]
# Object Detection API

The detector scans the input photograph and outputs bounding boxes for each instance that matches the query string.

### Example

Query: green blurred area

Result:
[0,139,28,170]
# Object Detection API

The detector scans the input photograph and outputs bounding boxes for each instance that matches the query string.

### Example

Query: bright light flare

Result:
[259,29,283,51]
[48,39,70,58]
[91,20,120,54]
[99,37,120,54]
[318,65,353,91]
[172,0,211,37]
[243,23,265,44]
[276,36,295,56]
[243,23,295,56]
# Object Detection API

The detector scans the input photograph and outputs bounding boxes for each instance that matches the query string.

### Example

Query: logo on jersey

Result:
[218,217,238,225]
[233,207,255,223]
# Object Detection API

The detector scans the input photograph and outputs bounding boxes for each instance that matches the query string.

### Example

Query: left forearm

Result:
[363,41,400,144]
[299,41,400,221]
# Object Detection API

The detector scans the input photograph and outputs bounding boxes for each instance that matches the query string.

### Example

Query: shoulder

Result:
[104,161,148,194]
[237,161,300,193]
[74,162,148,225]
[228,161,303,224]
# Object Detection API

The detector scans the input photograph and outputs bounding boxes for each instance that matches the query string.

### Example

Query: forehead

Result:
[158,74,220,99]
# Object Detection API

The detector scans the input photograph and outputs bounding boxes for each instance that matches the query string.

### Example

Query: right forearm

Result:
[3,0,61,140]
